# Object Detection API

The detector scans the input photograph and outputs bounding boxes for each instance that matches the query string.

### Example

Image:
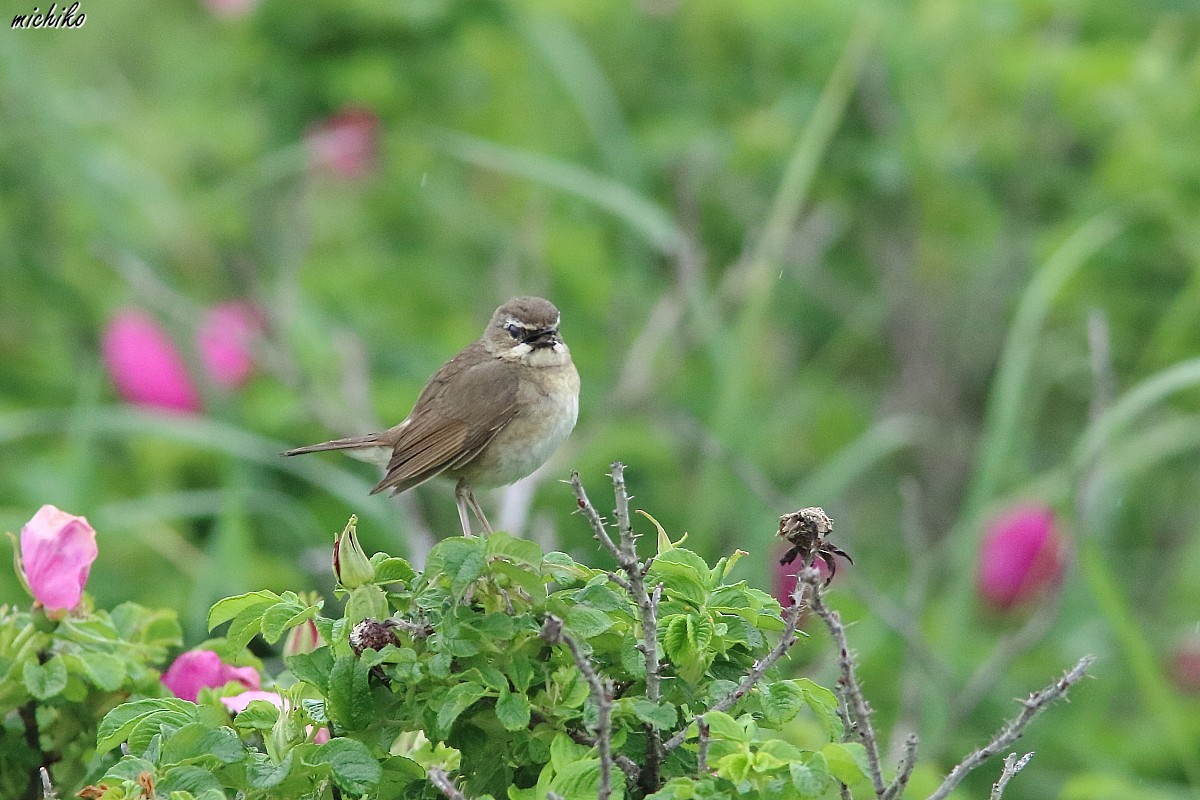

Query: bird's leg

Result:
[464,485,495,537]
[454,479,475,538]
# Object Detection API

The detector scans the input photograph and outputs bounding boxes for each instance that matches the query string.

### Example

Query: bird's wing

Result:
[370,349,519,496]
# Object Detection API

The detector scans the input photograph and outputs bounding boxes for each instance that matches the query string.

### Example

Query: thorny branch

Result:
[989,752,1034,799]
[882,734,919,800]
[427,767,468,800]
[541,616,615,800]
[801,566,887,797]
[570,464,663,791]
[926,656,1094,800]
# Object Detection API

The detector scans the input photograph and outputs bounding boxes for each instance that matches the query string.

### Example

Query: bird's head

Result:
[484,297,568,362]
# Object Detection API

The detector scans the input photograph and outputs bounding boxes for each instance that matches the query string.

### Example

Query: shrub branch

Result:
[989,752,1034,799]
[427,768,469,800]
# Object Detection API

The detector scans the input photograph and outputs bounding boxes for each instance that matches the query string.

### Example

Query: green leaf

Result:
[287,647,333,693]
[549,758,603,800]
[73,652,126,692]
[426,538,487,598]
[436,683,488,737]
[226,604,271,653]
[161,722,246,765]
[97,698,197,753]
[760,680,807,726]
[231,699,280,731]
[715,752,752,784]
[647,549,713,605]
[509,657,535,693]
[23,655,67,700]
[821,742,869,786]
[632,699,677,730]
[661,615,690,664]
[246,751,294,789]
[496,689,532,731]
[700,711,747,743]
[686,614,714,652]
[789,752,832,797]
[314,737,383,794]
[327,656,373,731]
[565,605,614,639]
[799,679,844,740]
[486,532,544,565]
[207,591,281,630]
[575,581,628,612]
[372,555,416,584]
[260,601,315,644]
[158,765,224,795]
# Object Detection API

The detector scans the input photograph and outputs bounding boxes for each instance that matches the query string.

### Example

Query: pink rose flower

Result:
[977,504,1065,610]
[197,301,264,389]
[162,649,260,702]
[222,690,330,743]
[306,107,380,179]
[1170,634,1200,694]
[19,505,98,617]
[102,309,201,413]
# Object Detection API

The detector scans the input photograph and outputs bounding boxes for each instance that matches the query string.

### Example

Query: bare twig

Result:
[40,767,57,799]
[571,465,663,791]
[664,579,810,752]
[989,752,1034,799]
[563,726,640,782]
[427,768,469,800]
[882,734,919,800]
[802,567,887,797]
[926,656,1094,800]
[696,715,710,776]
[541,616,615,800]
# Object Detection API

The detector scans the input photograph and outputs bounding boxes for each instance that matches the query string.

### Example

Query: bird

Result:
[282,297,580,537]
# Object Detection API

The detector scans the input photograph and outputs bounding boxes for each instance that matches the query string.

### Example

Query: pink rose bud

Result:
[19,505,98,617]
[1170,634,1200,694]
[773,551,830,607]
[307,107,380,179]
[162,649,260,702]
[977,504,1065,611]
[102,309,201,413]
[283,618,322,659]
[222,690,330,742]
[197,301,264,389]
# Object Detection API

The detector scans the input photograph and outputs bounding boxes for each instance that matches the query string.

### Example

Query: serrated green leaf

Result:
[231,699,280,731]
[260,601,315,644]
[436,683,488,737]
[161,722,246,765]
[496,689,532,731]
[427,538,488,598]
[761,680,807,726]
[686,614,714,652]
[246,751,294,789]
[486,532,544,565]
[372,556,416,584]
[207,591,281,631]
[314,737,383,794]
[822,742,869,785]
[661,614,690,664]
[73,652,126,691]
[158,766,224,795]
[699,710,747,743]
[647,550,711,606]
[327,655,373,731]
[509,657,535,692]
[789,752,831,797]
[287,647,333,693]
[549,758,604,800]
[715,752,752,783]
[799,679,844,740]
[23,655,67,700]
[101,755,157,782]
[565,605,614,639]
[632,699,677,730]
[97,698,195,753]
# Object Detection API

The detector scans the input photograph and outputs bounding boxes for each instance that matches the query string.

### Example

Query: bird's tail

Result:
[281,434,383,457]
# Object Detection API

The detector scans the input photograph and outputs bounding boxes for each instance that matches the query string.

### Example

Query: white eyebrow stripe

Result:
[504,319,533,329]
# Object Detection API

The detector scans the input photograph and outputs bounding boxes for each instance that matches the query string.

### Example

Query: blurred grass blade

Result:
[1079,542,1200,787]
[435,130,684,257]
[792,415,921,504]
[0,407,406,553]
[963,213,1123,520]
[519,13,643,187]
[1074,357,1200,471]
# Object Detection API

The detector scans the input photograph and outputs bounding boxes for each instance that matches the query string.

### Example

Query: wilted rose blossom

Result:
[162,649,260,702]
[197,301,264,389]
[773,552,831,607]
[19,505,98,616]
[977,504,1065,610]
[222,690,330,743]
[307,107,380,179]
[102,309,201,413]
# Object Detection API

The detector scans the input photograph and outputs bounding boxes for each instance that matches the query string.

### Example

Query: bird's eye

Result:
[506,323,524,340]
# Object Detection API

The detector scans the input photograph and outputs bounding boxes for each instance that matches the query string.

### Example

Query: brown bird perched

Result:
[283,297,580,537]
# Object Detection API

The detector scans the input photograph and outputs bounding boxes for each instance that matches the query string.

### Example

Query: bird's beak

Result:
[525,328,560,348]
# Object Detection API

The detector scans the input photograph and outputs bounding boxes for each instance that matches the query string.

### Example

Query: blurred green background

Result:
[2,0,1200,797]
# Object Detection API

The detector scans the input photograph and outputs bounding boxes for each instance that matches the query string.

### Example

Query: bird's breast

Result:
[454,361,579,489]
